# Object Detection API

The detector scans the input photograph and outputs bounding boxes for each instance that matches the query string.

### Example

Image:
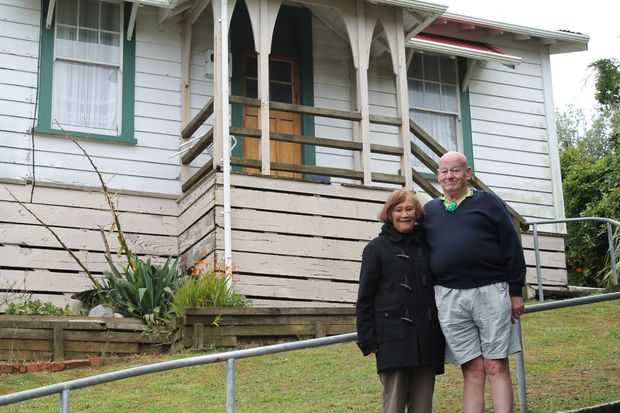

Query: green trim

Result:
[458,57,474,173]
[230,1,247,162]
[35,0,136,144]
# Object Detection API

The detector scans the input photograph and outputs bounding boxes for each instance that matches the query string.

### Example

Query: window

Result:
[408,53,460,171]
[37,0,136,143]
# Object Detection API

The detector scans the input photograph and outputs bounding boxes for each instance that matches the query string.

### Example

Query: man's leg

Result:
[484,357,513,413]
[461,356,486,413]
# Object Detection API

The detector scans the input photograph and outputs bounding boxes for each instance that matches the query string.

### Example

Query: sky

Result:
[446,0,620,116]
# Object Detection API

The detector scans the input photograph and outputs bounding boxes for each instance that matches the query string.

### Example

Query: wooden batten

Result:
[0,182,179,312]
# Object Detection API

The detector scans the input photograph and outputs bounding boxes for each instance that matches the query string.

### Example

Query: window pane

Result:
[57,0,78,25]
[100,1,120,32]
[245,79,257,98]
[100,32,120,64]
[245,55,257,78]
[409,53,423,78]
[408,79,423,107]
[270,60,292,83]
[442,85,458,112]
[425,82,441,110]
[78,28,99,61]
[410,109,457,170]
[270,81,292,103]
[440,57,457,85]
[80,0,100,29]
[52,60,118,131]
[423,55,439,82]
[56,26,78,58]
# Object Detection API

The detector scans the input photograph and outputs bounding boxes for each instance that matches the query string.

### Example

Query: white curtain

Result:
[410,110,457,172]
[52,0,121,132]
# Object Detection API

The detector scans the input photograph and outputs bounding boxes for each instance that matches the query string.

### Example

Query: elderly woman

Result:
[356,189,445,413]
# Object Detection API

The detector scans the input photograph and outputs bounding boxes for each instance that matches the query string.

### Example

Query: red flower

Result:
[576,267,583,273]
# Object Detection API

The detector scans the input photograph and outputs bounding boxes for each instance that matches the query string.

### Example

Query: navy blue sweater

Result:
[421,190,526,297]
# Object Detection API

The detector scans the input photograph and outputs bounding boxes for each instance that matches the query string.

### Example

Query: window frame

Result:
[36,0,136,144]
[408,53,474,175]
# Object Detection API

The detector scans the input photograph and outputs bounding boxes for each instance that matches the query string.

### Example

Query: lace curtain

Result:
[52,0,121,133]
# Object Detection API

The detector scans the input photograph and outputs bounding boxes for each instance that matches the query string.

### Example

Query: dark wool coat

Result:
[356,224,445,374]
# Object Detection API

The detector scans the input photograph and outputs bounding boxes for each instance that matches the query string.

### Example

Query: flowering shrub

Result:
[171,258,249,317]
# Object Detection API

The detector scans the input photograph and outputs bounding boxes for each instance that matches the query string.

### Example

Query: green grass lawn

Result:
[1,300,619,412]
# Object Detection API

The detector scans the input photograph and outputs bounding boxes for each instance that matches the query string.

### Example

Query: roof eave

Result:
[442,11,589,55]
[371,0,448,15]
[406,37,522,66]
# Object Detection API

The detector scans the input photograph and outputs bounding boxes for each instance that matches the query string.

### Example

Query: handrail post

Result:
[226,358,235,413]
[607,223,618,286]
[59,389,70,413]
[515,320,528,413]
[532,223,544,301]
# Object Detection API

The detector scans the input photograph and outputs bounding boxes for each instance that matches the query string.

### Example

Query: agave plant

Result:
[102,257,180,325]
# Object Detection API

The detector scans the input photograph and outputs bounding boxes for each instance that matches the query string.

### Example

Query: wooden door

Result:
[242,54,301,178]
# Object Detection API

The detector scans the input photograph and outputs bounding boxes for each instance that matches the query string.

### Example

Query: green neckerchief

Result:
[441,189,474,212]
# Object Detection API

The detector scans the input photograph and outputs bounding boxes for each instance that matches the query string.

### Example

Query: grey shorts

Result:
[434,282,521,365]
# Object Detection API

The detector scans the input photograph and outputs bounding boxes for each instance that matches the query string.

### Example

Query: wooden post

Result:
[53,326,64,360]
[193,323,204,350]
[314,320,326,338]
[393,10,413,189]
[355,0,372,185]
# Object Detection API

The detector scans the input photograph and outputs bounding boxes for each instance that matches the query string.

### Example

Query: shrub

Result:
[171,259,248,317]
[102,257,181,325]
[6,299,73,316]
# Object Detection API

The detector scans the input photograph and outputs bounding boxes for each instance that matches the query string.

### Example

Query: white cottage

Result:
[0,0,588,309]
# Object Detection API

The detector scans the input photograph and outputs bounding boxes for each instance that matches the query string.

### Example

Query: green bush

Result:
[171,263,248,317]
[102,257,181,325]
[6,299,73,316]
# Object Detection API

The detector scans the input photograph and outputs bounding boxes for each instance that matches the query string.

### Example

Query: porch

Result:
[176,90,566,304]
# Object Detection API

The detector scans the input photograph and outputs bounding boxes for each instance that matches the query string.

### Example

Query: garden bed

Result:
[182,307,356,349]
[0,315,177,362]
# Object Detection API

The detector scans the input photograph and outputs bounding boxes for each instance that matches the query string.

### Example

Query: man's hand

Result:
[511,296,525,323]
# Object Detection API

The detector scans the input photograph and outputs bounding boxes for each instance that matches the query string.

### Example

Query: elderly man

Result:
[421,151,526,413]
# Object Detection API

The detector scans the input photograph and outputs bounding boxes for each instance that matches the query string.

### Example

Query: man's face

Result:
[437,156,471,198]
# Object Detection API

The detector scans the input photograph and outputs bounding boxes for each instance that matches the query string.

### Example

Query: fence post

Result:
[53,326,64,361]
[59,389,70,413]
[607,223,618,286]
[226,358,235,413]
[515,320,528,413]
[193,323,204,350]
[532,223,544,301]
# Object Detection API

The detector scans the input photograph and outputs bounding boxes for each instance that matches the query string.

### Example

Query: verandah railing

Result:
[178,95,528,229]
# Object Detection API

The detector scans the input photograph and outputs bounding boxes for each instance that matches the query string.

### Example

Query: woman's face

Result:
[391,197,417,234]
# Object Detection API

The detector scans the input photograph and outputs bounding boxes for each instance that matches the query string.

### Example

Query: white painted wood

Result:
[0,269,98,293]
[227,187,383,220]
[0,223,177,256]
[1,182,178,215]
[1,200,178,236]
[539,49,567,233]
[234,273,358,303]
[233,251,360,282]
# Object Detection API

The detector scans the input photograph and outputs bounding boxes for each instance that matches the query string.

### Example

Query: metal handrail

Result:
[1,292,620,412]
[526,217,620,301]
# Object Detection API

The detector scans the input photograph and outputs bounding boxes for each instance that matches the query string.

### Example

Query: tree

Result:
[557,58,620,287]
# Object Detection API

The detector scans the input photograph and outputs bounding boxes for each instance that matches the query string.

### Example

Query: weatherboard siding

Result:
[1,3,185,196]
